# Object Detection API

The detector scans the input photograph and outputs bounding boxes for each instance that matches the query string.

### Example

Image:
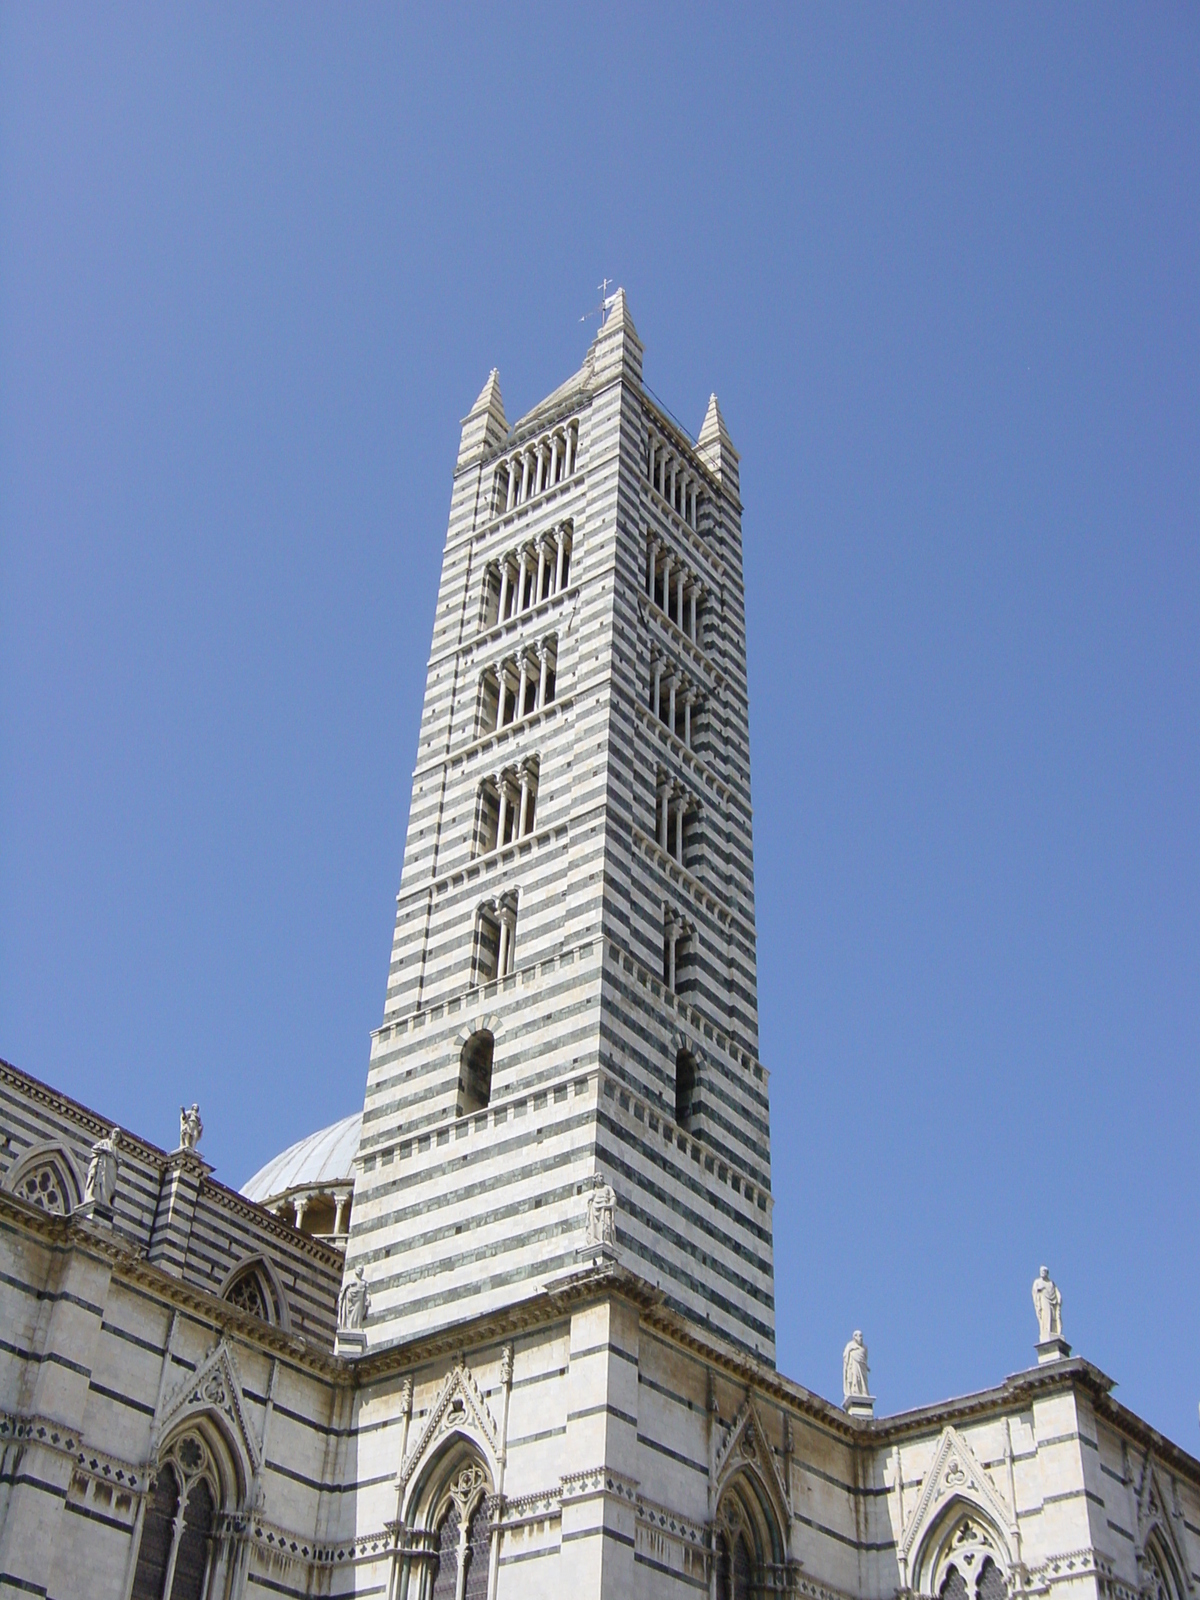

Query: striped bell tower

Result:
[345,292,774,1363]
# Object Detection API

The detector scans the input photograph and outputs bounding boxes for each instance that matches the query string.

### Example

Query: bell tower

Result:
[345,292,774,1362]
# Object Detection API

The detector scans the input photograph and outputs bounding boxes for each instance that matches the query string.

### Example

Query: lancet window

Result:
[130,1432,223,1600]
[493,423,578,516]
[654,770,698,868]
[646,430,703,530]
[474,893,517,985]
[482,524,572,629]
[477,637,557,736]
[649,648,700,749]
[646,532,703,644]
[474,759,539,854]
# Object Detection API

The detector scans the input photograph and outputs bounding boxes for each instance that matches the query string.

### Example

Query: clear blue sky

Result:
[2,7,1197,1444]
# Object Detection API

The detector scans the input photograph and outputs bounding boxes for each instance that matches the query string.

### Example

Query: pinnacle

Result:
[468,368,506,426]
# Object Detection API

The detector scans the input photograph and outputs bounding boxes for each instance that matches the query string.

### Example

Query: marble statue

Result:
[843,1330,870,1399]
[179,1104,203,1152]
[585,1172,617,1247]
[84,1127,121,1208]
[1032,1266,1063,1341]
[339,1265,370,1331]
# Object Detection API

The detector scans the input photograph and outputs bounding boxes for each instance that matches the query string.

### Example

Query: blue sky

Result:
[2,6,1197,1443]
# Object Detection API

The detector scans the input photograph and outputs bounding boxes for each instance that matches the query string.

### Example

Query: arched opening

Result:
[5,1143,82,1215]
[675,1048,698,1128]
[405,1440,494,1600]
[222,1263,278,1324]
[917,1506,1011,1600]
[1144,1533,1184,1600]
[458,1032,494,1116]
[130,1426,236,1600]
[714,1468,785,1600]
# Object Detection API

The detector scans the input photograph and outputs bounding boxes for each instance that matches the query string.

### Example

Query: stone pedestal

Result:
[1036,1336,1071,1365]
[76,1199,114,1227]
[844,1394,876,1419]
[336,1329,367,1358]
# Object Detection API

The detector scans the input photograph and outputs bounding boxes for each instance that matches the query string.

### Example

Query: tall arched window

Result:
[407,1451,492,1600]
[458,1031,494,1116]
[430,1499,462,1600]
[922,1511,1010,1600]
[130,1430,228,1600]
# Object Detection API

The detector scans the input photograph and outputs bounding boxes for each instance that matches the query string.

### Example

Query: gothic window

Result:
[715,1531,756,1600]
[458,1031,494,1117]
[675,1049,698,1129]
[15,1159,74,1214]
[131,1432,224,1600]
[170,1476,215,1600]
[131,1470,179,1600]
[461,1499,490,1600]
[429,1500,461,1600]
[940,1568,970,1600]
[223,1264,278,1324]
[978,1558,1007,1600]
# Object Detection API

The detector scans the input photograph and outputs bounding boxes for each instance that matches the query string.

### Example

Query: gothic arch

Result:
[900,1426,1017,1594]
[398,1364,501,1526]
[714,1468,787,1600]
[912,1500,1014,1600]
[401,1436,495,1600]
[217,1252,292,1331]
[154,1341,261,1505]
[130,1416,244,1600]
[1143,1530,1187,1600]
[4,1139,84,1215]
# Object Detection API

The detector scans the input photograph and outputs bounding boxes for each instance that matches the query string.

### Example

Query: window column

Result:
[554,528,568,592]
[651,654,663,717]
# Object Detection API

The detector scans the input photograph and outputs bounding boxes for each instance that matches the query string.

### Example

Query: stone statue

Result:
[84,1127,121,1208]
[585,1172,617,1247]
[179,1104,203,1152]
[843,1330,870,1399]
[1032,1266,1063,1341]
[338,1265,370,1331]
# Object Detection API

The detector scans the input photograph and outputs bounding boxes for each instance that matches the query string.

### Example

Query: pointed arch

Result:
[398,1363,500,1524]
[713,1397,791,1549]
[912,1499,1014,1599]
[4,1139,84,1214]
[901,1426,1017,1593]
[217,1252,292,1331]
[154,1341,260,1505]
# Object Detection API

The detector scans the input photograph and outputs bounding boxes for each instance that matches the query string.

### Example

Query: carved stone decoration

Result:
[179,1104,203,1152]
[843,1330,870,1399]
[899,1425,1017,1593]
[154,1339,261,1487]
[1032,1267,1063,1341]
[585,1172,617,1247]
[338,1266,370,1331]
[1133,1453,1193,1600]
[712,1396,791,1540]
[83,1128,120,1209]
[397,1362,501,1515]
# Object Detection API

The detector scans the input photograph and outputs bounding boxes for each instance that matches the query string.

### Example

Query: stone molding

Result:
[0,1409,148,1495]
[714,1395,793,1537]
[397,1360,501,1508]
[154,1338,262,1481]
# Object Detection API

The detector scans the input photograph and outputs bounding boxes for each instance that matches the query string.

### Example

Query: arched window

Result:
[922,1511,1010,1600]
[408,1450,492,1600]
[130,1432,224,1600]
[940,1568,970,1600]
[675,1048,697,1128]
[131,1470,179,1600]
[458,1031,494,1117]
[223,1264,278,1324]
[6,1144,82,1215]
[714,1471,784,1600]
[461,1497,491,1600]
[978,1558,1007,1600]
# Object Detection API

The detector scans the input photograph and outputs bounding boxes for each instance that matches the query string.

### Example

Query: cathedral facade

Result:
[1,294,1197,1600]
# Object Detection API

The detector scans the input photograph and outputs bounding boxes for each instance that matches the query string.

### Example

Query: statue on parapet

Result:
[84,1128,121,1208]
[339,1265,371,1331]
[1032,1266,1063,1342]
[178,1104,203,1152]
[843,1330,870,1400]
[585,1172,617,1248]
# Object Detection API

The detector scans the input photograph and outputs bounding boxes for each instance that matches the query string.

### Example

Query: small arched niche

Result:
[458,1030,494,1117]
[675,1047,698,1129]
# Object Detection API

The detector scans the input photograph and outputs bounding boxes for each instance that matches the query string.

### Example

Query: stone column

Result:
[670,459,677,512]
[516,656,529,719]
[537,646,549,708]
[519,452,532,503]
[294,1192,310,1232]
[683,692,693,749]
[647,437,656,487]
[536,541,547,604]
[660,551,673,617]
[496,913,510,978]
[517,550,529,612]
[518,769,532,837]
[666,921,679,990]
[651,655,663,716]
[497,563,510,622]
[668,675,677,733]
[334,1191,350,1235]
[550,433,560,486]
[688,586,698,641]
[676,566,687,629]
[505,461,517,513]
[674,796,685,863]
[564,424,576,477]
[555,529,567,592]
[646,536,658,597]
[658,781,670,850]
[495,781,509,849]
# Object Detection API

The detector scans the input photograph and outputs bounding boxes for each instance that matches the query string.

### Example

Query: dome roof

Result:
[240,1111,362,1205]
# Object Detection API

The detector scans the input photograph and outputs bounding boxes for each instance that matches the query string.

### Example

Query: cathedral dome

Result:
[241,1111,361,1242]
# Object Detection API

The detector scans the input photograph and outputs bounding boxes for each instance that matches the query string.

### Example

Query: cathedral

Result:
[1,293,1196,1600]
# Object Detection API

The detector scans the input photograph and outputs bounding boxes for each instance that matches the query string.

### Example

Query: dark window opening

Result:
[675,1049,698,1129]
[458,1031,495,1116]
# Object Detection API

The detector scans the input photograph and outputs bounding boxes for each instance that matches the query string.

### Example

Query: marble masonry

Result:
[1,293,1196,1600]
